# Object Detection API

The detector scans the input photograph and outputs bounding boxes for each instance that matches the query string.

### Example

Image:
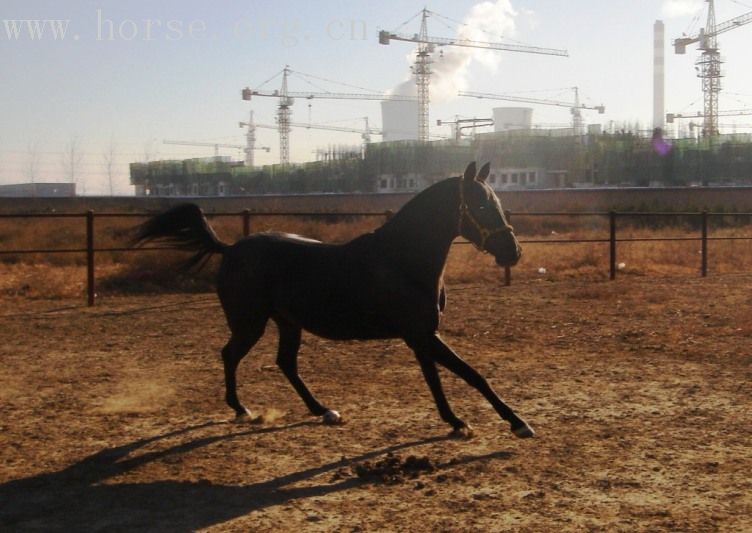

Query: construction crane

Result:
[162,139,270,167]
[667,108,752,140]
[436,117,494,141]
[236,111,278,167]
[666,109,752,122]
[240,113,382,161]
[259,118,380,144]
[458,87,605,135]
[378,8,568,142]
[674,0,752,137]
[241,66,418,165]
[255,119,448,142]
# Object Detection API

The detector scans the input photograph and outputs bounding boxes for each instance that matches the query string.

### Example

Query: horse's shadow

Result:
[0,421,513,531]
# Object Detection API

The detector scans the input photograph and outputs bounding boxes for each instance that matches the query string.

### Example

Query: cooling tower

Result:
[493,107,533,132]
[381,100,419,141]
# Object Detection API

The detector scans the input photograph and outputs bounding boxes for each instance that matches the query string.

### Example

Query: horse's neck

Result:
[375,178,459,282]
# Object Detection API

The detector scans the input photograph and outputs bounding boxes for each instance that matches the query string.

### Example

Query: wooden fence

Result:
[1,210,750,306]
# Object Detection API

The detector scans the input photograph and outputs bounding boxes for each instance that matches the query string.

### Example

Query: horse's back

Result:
[216,232,403,338]
[218,232,336,292]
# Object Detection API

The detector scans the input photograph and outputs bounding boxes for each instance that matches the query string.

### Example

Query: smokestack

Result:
[653,20,665,130]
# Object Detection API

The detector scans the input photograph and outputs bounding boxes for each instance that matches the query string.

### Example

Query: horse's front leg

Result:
[414,352,472,436]
[407,333,534,438]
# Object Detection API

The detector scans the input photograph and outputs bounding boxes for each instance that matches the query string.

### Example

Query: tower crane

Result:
[241,66,417,165]
[378,8,568,142]
[458,87,605,135]
[254,118,380,144]
[240,113,383,163]
[666,108,752,123]
[673,0,752,137]
[236,111,277,167]
[162,139,270,167]
[436,117,494,141]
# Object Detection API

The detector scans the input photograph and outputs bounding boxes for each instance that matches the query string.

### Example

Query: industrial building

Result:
[129,2,752,197]
[493,107,534,132]
[0,183,76,197]
[381,100,419,142]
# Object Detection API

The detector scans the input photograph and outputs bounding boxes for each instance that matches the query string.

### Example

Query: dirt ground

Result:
[0,274,750,532]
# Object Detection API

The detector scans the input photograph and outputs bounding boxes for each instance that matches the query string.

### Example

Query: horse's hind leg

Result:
[274,319,340,424]
[222,322,266,422]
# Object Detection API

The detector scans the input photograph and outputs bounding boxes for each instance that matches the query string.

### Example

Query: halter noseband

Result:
[458,180,514,252]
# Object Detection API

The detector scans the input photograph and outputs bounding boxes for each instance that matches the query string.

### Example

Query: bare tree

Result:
[102,136,117,195]
[143,139,158,162]
[25,140,42,184]
[62,137,84,194]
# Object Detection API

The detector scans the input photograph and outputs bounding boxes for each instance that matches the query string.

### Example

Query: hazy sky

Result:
[1,0,751,194]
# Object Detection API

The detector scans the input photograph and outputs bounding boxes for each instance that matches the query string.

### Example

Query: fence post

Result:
[86,210,95,306]
[243,209,251,237]
[609,211,617,280]
[701,210,708,277]
[504,210,512,286]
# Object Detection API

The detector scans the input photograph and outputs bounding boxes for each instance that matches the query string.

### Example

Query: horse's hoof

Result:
[449,424,474,439]
[235,410,264,425]
[512,422,535,439]
[322,409,342,425]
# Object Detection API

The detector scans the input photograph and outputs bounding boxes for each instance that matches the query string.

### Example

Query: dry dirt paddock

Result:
[0,275,750,532]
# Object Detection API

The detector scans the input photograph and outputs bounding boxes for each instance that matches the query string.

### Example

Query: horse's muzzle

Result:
[495,244,522,267]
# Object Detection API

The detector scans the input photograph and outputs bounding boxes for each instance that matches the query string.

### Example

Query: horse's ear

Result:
[463,162,477,182]
[477,162,491,182]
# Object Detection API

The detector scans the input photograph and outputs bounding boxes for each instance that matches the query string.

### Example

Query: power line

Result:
[254,67,286,90]
[391,9,423,33]
[290,68,383,94]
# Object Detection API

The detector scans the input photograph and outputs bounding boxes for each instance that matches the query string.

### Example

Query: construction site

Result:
[129,3,752,197]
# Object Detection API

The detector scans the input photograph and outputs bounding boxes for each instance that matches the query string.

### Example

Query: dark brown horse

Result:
[135,162,534,438]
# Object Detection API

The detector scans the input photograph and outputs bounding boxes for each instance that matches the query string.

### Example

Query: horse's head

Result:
[458,161,522,267]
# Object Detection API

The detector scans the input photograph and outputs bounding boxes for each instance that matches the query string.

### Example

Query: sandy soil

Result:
[0,275,750,532]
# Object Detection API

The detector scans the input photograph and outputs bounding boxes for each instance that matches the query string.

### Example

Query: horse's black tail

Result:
[133,203,228,271]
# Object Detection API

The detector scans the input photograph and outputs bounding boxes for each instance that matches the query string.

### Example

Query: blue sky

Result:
[1,0,751,194]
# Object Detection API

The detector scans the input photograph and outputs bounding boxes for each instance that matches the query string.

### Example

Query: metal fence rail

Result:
[1,209,751,306]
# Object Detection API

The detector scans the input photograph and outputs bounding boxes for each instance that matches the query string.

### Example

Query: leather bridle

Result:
[458,181,514,252]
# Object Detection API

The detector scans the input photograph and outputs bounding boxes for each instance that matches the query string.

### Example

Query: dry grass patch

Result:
[1,213,751,298]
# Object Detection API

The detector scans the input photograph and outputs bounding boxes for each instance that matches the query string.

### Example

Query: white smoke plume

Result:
[391,0,518,102]
[662,0,703,18]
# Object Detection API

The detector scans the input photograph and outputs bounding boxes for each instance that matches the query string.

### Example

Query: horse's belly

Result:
[274,295,397,340]
[307,315,397,340]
